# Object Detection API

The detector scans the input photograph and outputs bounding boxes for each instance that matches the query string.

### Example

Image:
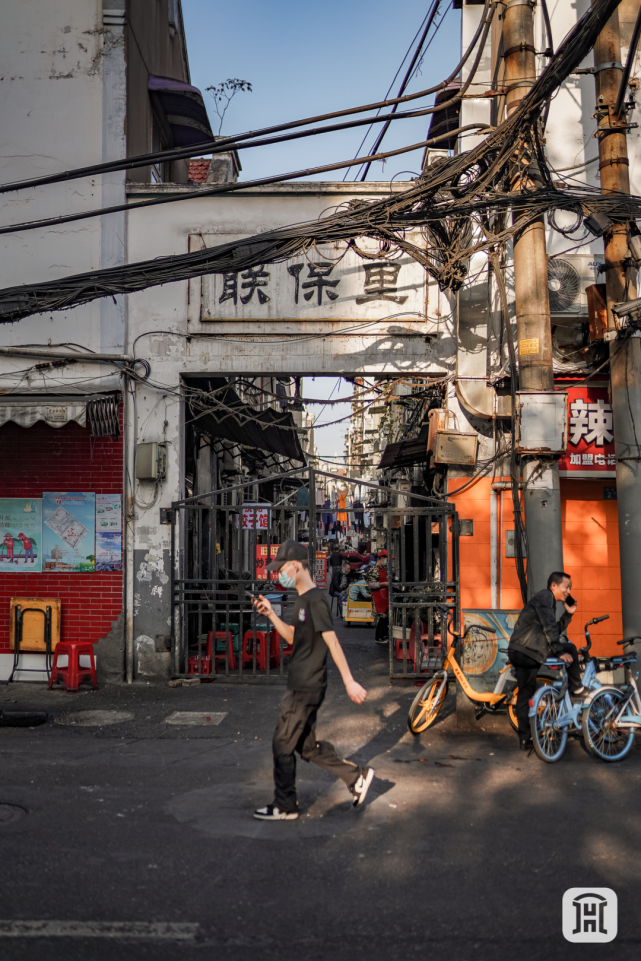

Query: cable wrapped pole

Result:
[593,0,641,647]
[503,0,563,595]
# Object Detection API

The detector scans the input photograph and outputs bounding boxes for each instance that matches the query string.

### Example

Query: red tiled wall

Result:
[0,418,123,653]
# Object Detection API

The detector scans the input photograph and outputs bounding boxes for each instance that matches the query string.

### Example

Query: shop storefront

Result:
[0,394,124,681]
[449,382,620,657]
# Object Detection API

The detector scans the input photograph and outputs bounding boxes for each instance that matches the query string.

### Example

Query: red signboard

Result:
[256,544,279,580]
[558,385,616,475]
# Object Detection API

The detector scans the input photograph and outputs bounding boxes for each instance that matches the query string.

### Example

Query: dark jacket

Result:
[508,588,573,665]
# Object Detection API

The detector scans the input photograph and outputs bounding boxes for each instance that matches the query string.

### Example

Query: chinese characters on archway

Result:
[558,386,616,474]
[218,260,408,307]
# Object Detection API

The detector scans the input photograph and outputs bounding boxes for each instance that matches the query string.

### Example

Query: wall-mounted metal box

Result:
[433,431,479,466]
[136,442,167,481]
[515,391,568,454]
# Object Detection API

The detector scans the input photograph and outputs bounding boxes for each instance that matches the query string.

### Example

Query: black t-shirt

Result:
[287,587,334,692]
[328,552,343,569]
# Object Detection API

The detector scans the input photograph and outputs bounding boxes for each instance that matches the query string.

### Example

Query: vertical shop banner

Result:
[96,494,122,571]
[256,544,280,581]
[0,499,42,572]
[43,492,96,572]
[558,385,616,477]
[315,551,327,588]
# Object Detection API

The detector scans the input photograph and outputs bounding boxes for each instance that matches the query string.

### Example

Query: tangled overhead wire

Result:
[0,0,628,324]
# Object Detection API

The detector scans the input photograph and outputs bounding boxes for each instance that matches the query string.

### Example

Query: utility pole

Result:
[593,2,641,641]
[503,0,564,593]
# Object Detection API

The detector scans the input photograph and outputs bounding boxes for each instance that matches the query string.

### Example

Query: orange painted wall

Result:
[448,475,620,657]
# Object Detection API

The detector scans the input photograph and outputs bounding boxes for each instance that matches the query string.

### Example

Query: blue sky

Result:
[182,0,461,184]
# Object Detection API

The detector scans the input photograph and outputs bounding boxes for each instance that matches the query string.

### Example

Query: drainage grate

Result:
[164,712,227,726]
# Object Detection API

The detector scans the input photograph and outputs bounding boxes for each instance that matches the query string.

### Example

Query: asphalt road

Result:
[1,622,640,961]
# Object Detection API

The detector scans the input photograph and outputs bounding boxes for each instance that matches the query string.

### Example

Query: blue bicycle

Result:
[528,616,610,762]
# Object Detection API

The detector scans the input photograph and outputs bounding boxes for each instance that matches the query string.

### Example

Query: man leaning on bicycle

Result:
[508,572,582,751]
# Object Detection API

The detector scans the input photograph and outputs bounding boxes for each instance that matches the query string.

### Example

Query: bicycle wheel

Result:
[507,677,549,732]
[530,687,568,762]
[408,677,447,734]
[582,687,635,762]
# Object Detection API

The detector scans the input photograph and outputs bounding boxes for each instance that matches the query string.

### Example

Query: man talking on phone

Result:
[251,540,374,820]
[508,571,581,750]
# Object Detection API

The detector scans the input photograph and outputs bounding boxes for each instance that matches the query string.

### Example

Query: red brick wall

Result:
[0,417,123,653]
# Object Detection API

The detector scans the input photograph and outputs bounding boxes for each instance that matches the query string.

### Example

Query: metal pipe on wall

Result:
[124,374,135,684]
[593,0,641,642]
[502,0,563,594]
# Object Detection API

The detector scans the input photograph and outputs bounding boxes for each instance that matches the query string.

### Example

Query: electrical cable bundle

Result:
[0,0,627,324]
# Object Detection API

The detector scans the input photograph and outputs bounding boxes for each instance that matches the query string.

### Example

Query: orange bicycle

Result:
[407,606,553,734]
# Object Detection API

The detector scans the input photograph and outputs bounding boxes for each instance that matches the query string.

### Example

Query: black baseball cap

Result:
[266,539,309,572]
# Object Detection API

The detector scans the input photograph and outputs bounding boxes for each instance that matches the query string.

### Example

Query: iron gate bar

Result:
[170,468,459,683]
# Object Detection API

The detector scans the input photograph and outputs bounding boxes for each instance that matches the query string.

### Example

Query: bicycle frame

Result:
[430,616,516,711]
[601,671,641,729]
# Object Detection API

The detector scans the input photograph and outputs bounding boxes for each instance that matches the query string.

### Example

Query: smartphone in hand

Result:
[566,594,576,607]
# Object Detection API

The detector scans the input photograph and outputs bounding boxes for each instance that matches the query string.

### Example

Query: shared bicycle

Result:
[407,605,557,734]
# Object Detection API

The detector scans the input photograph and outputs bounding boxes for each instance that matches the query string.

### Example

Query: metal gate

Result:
[170,468,459,682]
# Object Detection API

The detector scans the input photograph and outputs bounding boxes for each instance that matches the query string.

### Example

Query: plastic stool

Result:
[214,631,237,672]
[48,641,98,692]
[242,630,268,671]
[188,631,213,675]
[269,628,281,668]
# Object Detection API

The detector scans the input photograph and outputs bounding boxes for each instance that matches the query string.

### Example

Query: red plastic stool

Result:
[242,630,268,671]
[269,629,281,668]
[214,631,237,673]
[188,631,213,675]
[48,641,98,692]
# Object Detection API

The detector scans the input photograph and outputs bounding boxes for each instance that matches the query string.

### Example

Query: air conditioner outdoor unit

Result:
[547,254,604,316]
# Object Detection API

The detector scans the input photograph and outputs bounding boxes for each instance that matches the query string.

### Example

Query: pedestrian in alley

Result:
[252,540,374,821]
[365,549,390,644]
[507,571,580,751]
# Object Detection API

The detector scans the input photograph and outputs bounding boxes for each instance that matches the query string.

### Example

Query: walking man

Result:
[252,540,374,820]
[508,571,581,750]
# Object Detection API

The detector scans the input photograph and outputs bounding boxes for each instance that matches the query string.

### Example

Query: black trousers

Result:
[510,642,582,735]
[375,614,389,642]
[272,689,363,813]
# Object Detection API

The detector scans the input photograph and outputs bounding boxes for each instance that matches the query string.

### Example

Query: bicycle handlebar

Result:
[617,635,641,647]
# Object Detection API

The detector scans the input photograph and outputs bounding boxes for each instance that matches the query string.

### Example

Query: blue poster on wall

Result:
[43,492,96,572]
[0,499,42,572]
[461,609,522,693]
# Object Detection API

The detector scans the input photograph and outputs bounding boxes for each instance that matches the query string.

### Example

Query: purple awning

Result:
[148,75,214,148]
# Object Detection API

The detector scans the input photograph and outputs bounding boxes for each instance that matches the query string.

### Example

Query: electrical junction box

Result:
[433,431,479,466]
[136,442,167,481]
[515,391,568,454]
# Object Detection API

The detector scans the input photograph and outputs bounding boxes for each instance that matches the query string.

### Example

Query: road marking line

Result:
[0,921,199,940]
[164,711,227,726]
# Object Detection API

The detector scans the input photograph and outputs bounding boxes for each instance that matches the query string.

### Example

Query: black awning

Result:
[148,75,214,148]
[427,82,461,151]
[378,425,429,469]
[188,387,306,464]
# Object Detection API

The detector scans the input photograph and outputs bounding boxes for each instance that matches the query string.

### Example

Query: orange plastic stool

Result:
[242,630,268,671]
[49,641,98,692]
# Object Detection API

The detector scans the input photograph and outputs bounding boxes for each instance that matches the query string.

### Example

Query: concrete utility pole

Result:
[593,1,641,641]
[502,0,564,593]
